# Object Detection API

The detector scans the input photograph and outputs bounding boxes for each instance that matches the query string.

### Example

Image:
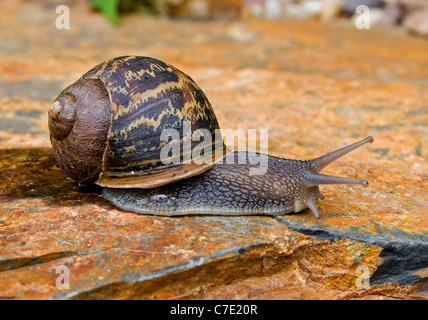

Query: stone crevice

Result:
[0,251,79,272]
[275,217,428,286]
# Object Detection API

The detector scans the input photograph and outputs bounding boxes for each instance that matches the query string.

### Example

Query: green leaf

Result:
[91,0,120,25]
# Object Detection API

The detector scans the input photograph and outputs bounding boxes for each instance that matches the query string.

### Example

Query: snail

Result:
[49,56,373,219]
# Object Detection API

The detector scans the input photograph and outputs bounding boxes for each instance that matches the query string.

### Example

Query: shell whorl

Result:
[49,78,111,184]
[48,92,78,141]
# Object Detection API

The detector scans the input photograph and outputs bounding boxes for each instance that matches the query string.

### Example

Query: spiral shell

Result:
[49,56,223,188]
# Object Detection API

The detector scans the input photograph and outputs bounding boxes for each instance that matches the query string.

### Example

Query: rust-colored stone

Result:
[0,1,427,300]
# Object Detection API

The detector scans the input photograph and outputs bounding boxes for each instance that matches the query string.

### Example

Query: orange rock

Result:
[0,0,427,300]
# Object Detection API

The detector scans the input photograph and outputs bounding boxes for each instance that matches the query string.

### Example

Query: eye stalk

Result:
[308,136,374,174]
[302,136,374,218]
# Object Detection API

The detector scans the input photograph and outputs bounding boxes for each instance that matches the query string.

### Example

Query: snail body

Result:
[49,56,372,219]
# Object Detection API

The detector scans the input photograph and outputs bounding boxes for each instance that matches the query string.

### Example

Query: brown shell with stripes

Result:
[48,56,223,188]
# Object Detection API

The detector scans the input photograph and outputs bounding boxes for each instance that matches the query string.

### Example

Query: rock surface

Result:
[0,1,427,299]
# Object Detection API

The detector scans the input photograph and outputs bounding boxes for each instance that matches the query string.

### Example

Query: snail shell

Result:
[49,56,223,188]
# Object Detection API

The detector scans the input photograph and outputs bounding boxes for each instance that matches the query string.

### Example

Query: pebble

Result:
[403,6,428,35]
[342,0,380,15]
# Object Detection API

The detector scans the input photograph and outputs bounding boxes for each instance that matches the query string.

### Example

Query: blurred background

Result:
[85,0,428,33]
[85,0,428,34]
